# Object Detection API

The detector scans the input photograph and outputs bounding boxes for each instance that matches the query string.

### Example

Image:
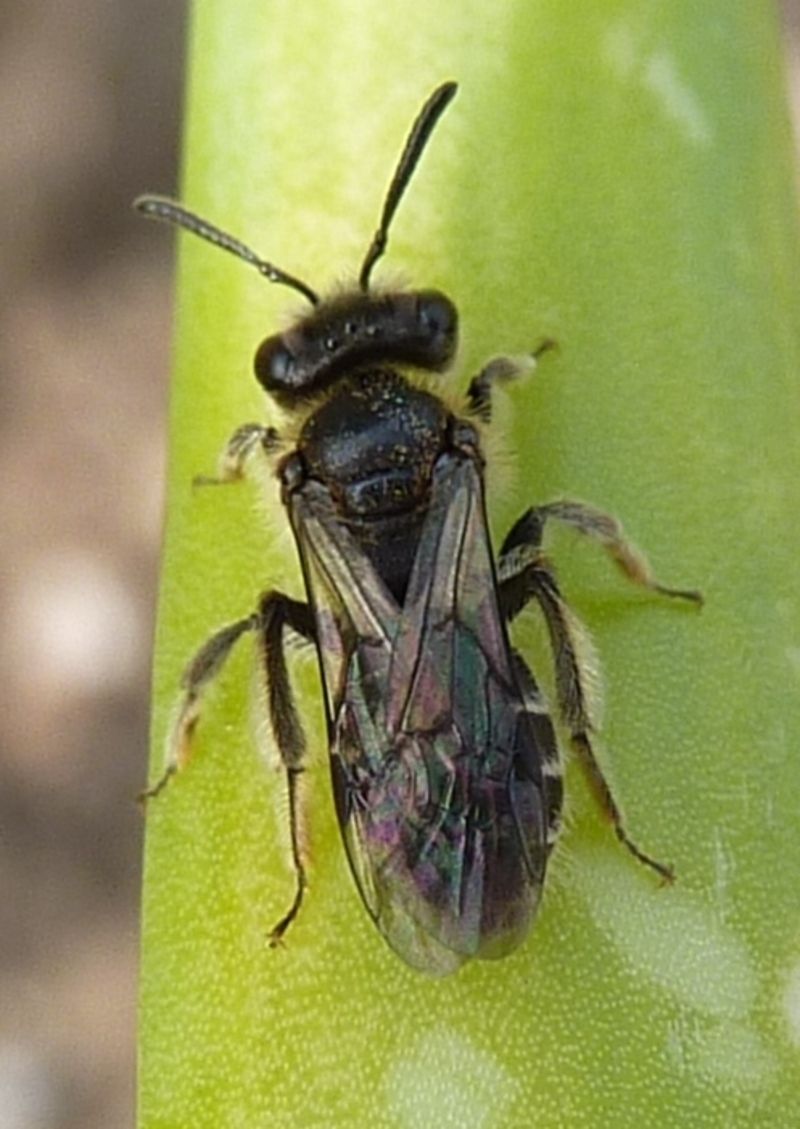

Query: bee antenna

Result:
[134,195,320,307]
[358,81,458,293]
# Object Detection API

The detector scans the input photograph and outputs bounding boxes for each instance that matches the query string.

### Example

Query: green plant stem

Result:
[140,3,800,1126]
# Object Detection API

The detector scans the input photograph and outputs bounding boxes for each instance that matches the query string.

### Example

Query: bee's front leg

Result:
[193,422,282,487]
[466,339,556,422]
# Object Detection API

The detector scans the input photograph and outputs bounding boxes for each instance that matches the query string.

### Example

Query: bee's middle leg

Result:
[141,613,260,800]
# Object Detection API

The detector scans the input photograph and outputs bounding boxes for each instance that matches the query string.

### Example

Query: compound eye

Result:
[254,334,295,393]
[416,290,458,364]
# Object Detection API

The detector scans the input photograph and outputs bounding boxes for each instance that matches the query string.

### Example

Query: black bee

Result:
[137,82,700,976]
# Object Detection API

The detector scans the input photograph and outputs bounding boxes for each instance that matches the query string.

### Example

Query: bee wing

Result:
[289,455,552,975]
[288,476,397,730]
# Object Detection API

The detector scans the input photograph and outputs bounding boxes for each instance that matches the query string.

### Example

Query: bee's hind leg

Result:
[255,591,317,946]
[496,512,675,883]
[142,589,317,945]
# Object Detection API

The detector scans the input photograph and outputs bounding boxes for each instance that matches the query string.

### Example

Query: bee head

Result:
[135,82,459,412]
[254,288,457,407]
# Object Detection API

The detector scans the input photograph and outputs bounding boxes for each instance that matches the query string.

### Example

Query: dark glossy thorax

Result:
[297,367,451,603]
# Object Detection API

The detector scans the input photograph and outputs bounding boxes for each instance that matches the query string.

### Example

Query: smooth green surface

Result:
[140,3,800,1126]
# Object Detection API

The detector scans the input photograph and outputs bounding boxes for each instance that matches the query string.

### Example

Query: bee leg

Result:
[140,614,259,801]
[533,561,675,881]
[497,508,546,620]
[193,422,282,487]
[255,591,317,946]
[530,560,674,882]
[509,649,564,858]
[528,500,702,604]
[466,338,556,421]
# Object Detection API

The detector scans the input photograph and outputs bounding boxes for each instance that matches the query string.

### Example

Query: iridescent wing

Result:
[289,453,553,975]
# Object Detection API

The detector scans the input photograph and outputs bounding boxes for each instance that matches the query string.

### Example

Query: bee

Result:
[137,82,701,976]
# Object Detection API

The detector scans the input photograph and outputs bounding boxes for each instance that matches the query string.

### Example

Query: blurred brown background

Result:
[0,4,798,1128]
[0,3,184,1127]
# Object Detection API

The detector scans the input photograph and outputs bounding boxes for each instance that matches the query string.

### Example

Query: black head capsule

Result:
[134,80,459,409]
[254,288,457,406]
